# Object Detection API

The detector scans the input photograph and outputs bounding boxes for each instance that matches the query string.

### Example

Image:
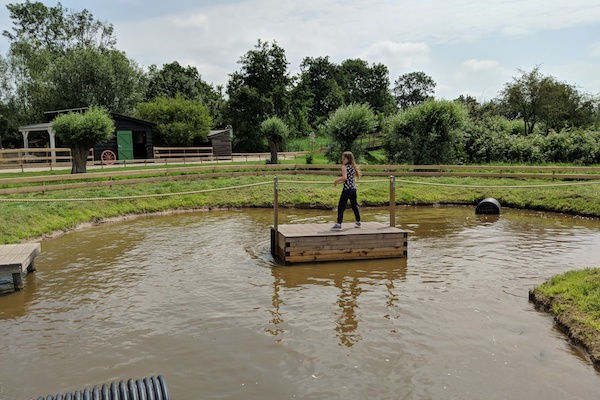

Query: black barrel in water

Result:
[475,198,501,215]
[31,375,169,400]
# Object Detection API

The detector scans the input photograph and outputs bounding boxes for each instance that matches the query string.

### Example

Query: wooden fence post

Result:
[389,175,396,227]
[274,176,279,231]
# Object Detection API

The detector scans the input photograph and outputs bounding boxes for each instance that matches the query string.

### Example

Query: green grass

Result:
[1,173,599,244]
[537,268,600,331]
[283,136,330,152]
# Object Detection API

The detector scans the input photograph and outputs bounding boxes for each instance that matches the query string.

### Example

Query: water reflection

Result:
[269,259,407,347]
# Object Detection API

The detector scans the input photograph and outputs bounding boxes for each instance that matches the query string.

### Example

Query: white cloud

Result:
[461,59,501,73]
[170,13,209,30]
[590,41,600,57]
[360,41,431,70]
[436,59,512,100]
[111,0,600,93]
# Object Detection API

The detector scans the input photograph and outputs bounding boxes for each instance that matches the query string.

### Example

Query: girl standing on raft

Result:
[332,151,361,230]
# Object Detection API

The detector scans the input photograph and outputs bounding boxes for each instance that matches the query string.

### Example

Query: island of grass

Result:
[529,268,600,368]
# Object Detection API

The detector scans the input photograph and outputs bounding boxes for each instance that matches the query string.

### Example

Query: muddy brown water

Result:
[1,207,600,399]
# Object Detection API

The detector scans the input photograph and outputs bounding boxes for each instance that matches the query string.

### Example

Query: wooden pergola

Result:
[18,122,57,163]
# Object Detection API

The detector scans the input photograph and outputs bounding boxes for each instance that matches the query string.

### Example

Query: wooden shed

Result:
[208,128,232,158]
[40,108,155,162]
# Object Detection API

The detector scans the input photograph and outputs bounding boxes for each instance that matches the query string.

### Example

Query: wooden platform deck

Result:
[0,243,41,291]
[271,222,408,264]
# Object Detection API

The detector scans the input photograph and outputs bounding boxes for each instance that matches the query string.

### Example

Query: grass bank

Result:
[1,173,599,244]
[529,268,600,368]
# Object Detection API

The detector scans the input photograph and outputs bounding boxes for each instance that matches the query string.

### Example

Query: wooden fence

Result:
[0,148,94,170]
[0,147,308,170]
[1,163,599,196]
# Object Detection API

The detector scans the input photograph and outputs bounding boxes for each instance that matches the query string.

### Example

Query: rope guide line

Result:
[0,178,598,202]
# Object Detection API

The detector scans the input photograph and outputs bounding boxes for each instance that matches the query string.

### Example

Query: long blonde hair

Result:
[342,151,360,179]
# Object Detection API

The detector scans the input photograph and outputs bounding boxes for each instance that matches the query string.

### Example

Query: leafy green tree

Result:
[226,40,291,151]
[338,59,396,115]
[135,96,212,145]
[287,79,313,137]
[3,1,119,122]
[260,117,289,163]
[501,67,546,135]
[3,1,115,52]
[145,61,226,126]
[298,56,344,127]
[51,107,114,173]
[455,95,502,121]
[325,103,377,162]
[48,47,145,113]
[501,67,596,135]
[393,71,436,109]
[383,100,465,164]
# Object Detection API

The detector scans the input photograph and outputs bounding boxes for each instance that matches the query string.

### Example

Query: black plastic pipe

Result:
[30,375,169,400]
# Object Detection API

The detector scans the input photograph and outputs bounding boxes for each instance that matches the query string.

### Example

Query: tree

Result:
[51,107,114,173]
[325,103,377,162]
[3,1,115,52]
[501,67,545,135]
[47,47,145,113]
[338,59,396,115]
[393,71,436,109]
[455,95,501,121]
[226,40,291,151]
[299,56,344,128]
[260,117,289,163]
[135,96,212,145]
[383,100,465,164]
[3,1,119,123]
[502,67,596,135]
[145,61,226,127]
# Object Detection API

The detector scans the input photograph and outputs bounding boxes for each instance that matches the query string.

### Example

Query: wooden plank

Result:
[287,246,406,257]
[286,249,404,263]
[0,243,41,273]
[287,239,405,251]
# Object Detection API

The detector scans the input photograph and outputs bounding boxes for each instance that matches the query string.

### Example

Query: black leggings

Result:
[337,189,360,224]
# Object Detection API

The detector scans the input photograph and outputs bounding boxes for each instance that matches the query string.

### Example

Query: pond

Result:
[1,207,600,399]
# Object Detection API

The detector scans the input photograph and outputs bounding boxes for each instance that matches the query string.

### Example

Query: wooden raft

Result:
[0,243,41,291]
[271,222,408,264]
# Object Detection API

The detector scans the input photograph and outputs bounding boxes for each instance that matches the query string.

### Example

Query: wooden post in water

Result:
[273,176,279,231]
[389,175,396,227]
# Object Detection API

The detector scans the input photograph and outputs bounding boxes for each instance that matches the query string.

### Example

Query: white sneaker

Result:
[355,222,361,228]
[331,223,342,230]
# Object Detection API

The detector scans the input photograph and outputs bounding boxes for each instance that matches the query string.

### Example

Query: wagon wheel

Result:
[101,150,116,165]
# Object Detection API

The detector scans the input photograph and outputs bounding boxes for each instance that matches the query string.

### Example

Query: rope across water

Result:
[0,177,598,202]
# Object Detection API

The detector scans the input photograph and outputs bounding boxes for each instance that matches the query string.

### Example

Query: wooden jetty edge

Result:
[0,243,41,291]
[270,176,409,264]
[271,222,408,263]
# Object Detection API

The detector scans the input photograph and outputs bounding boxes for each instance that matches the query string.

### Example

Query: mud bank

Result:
[529,287,600,369]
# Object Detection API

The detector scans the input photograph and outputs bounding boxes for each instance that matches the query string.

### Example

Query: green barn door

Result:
[117,130,134,160]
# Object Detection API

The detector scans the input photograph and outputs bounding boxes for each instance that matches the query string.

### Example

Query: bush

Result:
[325,103,377,162]
[383,100,465,164]
[305,152,314,164]
[543,129,600,164]
[461,114,600,164]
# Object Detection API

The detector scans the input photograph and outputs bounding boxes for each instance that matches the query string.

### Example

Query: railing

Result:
[153,146,213,159]
[0,148,94,170]
[357,133,383,150]
[231,152,307,162]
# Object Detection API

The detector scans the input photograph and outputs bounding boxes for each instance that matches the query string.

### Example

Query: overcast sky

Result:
[1,0,599,100]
